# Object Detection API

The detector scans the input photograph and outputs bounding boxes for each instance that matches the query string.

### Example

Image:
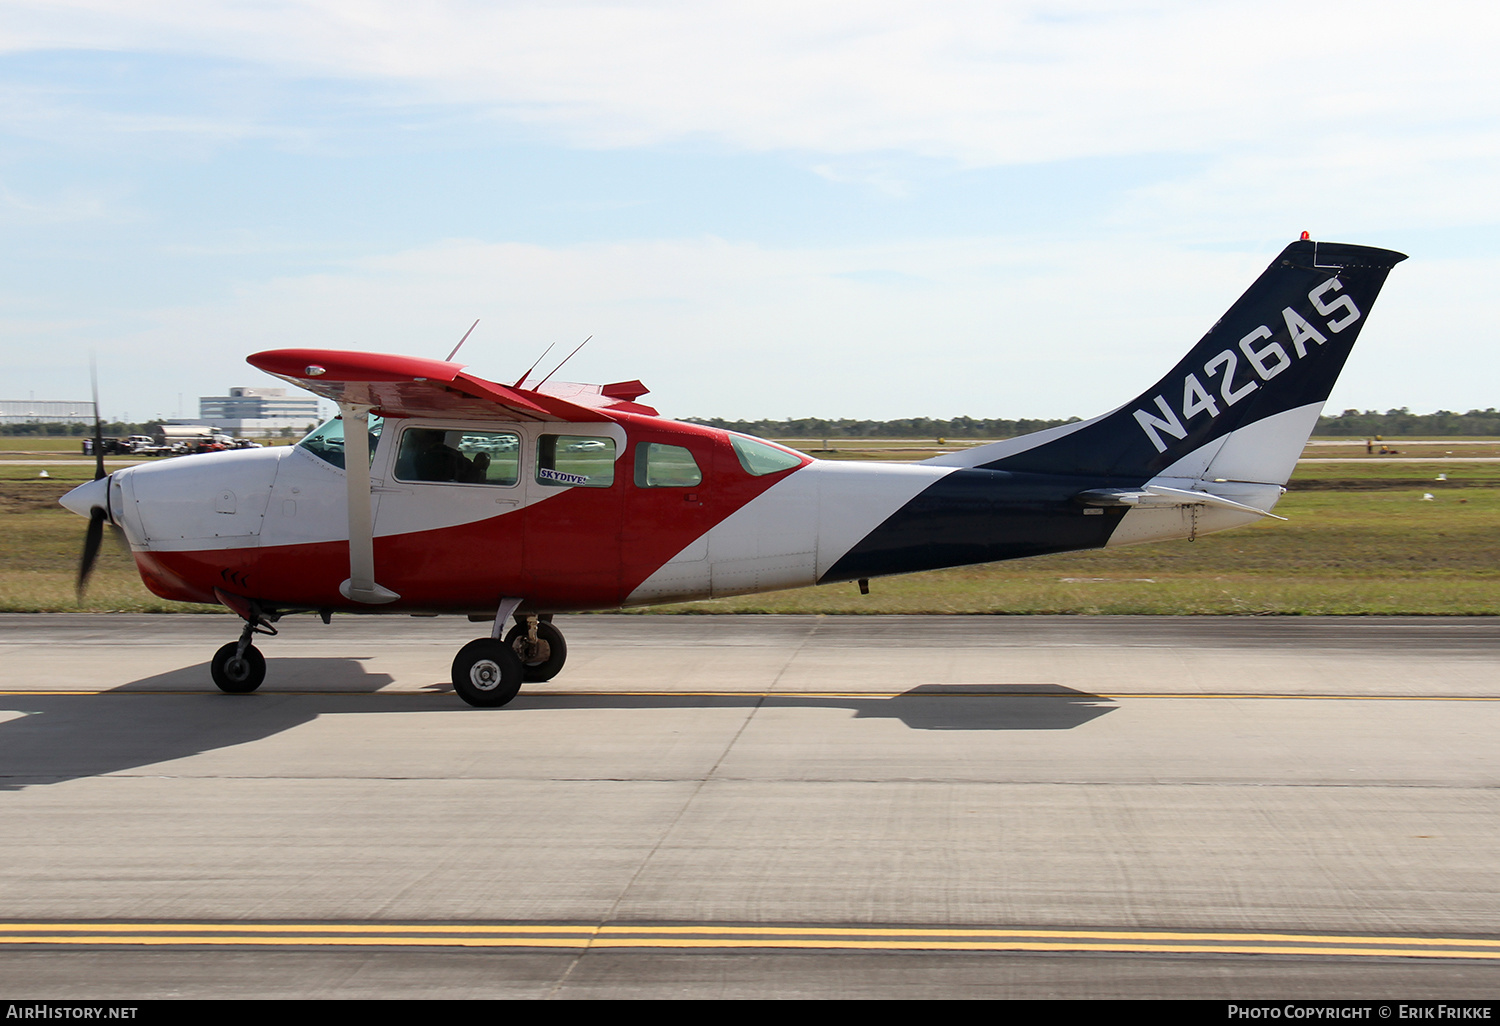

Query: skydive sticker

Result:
[539,468,590,486]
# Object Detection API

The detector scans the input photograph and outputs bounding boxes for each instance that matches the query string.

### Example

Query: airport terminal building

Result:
[192,387,324,436]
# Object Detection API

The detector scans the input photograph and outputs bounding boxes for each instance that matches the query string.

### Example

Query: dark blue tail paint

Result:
[979,240,1406,479]
[821,240,1406,584]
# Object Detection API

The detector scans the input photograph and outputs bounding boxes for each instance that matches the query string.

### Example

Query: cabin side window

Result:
[634,443,702,488]
[394,428,521,485]
[536,435,616,488]
[298,415,384,470]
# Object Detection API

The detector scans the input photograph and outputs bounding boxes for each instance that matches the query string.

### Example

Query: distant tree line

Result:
[7,409,1497,440]
[0,420,163,437]
[684,416,1083,439]
[690,409,1500,439]
[1314,408,1500,436]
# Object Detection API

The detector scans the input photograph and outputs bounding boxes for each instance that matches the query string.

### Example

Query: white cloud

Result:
[3,1,1495,166]
[1,3,1491,421]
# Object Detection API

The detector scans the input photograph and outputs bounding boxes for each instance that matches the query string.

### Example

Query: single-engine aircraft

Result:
[61,237,1406,706]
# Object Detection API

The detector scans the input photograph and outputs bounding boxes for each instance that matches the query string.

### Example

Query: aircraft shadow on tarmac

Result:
[0,664,1114,789]
[517,684,1117,732]
[0,658,393,790]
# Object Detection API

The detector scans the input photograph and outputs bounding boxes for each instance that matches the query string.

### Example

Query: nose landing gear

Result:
[210,603,279,694]
[211,639,266,693]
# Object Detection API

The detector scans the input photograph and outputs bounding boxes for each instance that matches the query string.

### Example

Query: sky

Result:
[2,1,1497,423]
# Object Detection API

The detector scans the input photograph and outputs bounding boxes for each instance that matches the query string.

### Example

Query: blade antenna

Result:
[512,342,557,390]
[446,319,480,363]
[533,336,592,391]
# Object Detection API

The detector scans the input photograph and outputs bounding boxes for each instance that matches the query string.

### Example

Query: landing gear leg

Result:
[504,614,567,682]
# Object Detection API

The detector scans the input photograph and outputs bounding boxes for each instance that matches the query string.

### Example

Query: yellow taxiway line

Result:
[1,922,1499,960]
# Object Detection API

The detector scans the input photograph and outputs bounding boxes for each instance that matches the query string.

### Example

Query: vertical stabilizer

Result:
[927,239,1407,485]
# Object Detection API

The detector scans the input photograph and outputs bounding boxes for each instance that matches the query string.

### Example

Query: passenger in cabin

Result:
[405,429,472,483]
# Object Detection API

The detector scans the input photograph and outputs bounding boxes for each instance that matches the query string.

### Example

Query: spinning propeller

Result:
[74,361,125,599]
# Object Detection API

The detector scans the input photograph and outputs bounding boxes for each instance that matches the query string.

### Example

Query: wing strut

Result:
[337,402,400,605]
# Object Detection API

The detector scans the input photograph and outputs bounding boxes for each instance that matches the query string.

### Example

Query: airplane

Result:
[60,236,1406,707]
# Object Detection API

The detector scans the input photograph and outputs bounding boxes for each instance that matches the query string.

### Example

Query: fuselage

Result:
[67,411,1233,615]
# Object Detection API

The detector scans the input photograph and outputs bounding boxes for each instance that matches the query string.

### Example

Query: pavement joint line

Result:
[2,923,1499,959]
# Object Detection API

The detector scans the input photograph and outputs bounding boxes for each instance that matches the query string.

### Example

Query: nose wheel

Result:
[210,596,279,694]
[211,640,266,693]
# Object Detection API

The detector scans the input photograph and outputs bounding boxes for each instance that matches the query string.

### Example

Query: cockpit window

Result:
[729,434,803,476]
[298,415,383,469]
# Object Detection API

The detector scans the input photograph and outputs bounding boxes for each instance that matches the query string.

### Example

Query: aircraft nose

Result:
[60,476,110,519]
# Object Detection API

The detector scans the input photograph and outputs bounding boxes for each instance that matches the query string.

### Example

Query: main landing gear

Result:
[453,610,568,708]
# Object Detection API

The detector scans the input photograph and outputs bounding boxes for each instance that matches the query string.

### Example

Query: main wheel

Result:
[503,620,568,682]
[452,638,525,707]
[211,641,265,694]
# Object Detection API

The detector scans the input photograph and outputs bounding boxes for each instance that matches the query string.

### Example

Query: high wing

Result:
[247,349,659,422]
[247,348,658,605]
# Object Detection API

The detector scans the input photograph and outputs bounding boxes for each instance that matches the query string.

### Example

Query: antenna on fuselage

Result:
[512,342,557,390]
[446,319,480,363]
[533,335,592,391]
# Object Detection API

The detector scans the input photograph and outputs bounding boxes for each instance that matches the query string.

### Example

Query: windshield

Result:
[729,434,804,476]
[298,415,384,469]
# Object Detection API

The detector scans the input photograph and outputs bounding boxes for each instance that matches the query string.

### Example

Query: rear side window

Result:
[634,443,702,488]
[537,434,616,488]
[395,428,520,485]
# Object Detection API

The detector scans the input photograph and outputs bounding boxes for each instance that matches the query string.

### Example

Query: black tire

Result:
[211,641,265,694]
[503,620,568,683]
[452,638,524,708]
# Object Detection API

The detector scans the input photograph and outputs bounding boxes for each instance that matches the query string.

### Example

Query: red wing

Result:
[247,349,651,422]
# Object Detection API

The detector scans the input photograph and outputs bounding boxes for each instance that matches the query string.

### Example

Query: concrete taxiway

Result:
[1,613,1498,999]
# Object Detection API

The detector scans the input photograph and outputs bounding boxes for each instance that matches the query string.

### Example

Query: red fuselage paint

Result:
[132,413,808,613]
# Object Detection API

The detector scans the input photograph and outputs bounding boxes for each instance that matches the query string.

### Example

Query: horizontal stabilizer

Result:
[1076,484,1287,520]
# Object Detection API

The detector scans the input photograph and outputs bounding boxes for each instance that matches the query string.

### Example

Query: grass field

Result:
[2,438,1496,615]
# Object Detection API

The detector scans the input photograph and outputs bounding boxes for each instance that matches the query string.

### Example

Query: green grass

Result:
[646,488,1500,615]
[4,440,1498,615]
[0,437,94,452]
[0,464,131,482]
